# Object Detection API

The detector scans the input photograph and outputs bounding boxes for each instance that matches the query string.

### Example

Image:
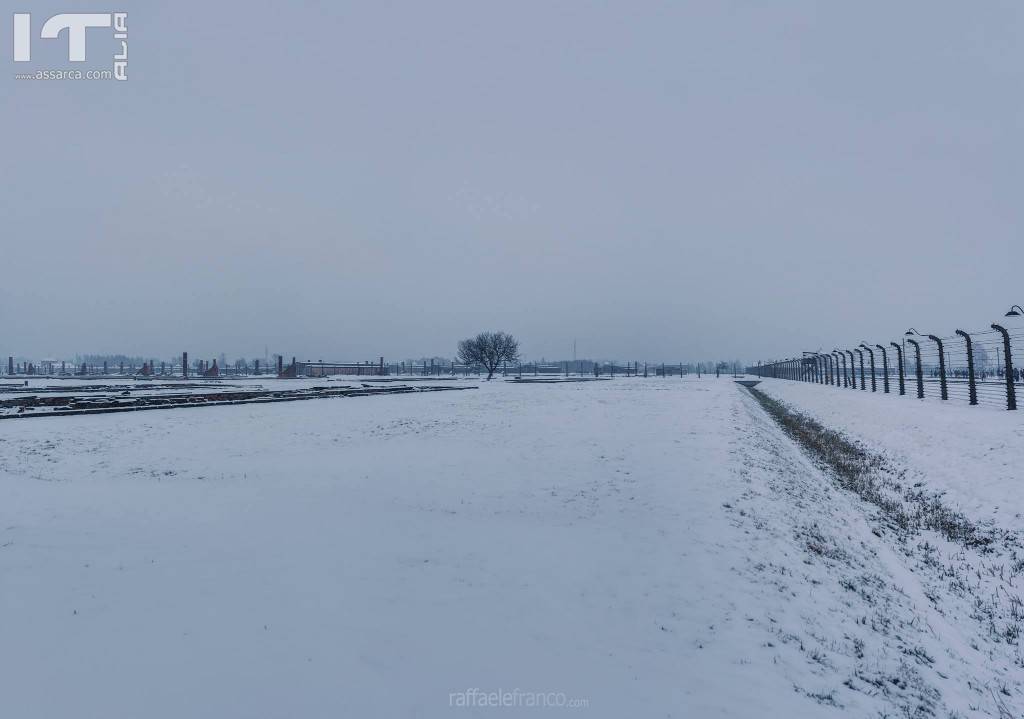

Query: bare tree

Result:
[458,331,520,380]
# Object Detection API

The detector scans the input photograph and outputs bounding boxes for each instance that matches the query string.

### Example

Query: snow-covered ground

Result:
[757,378,1024,533]
[1,377,1021,717]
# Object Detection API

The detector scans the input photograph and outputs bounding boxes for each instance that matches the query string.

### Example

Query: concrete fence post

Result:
[991,324,1017,410]
[890,343,905,395]
[874,345,889,393]
[906,339,924,399]
[835,351,847,387]
[854,348,866,390]
[954,330,977,406]
[860,344,876,391]
[926,335,948,400]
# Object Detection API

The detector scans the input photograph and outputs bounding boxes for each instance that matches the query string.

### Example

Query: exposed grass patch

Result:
[747,388,993,550]
[745,386,1024,654]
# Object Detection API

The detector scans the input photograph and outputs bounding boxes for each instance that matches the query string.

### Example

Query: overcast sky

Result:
[2,1,1022,364]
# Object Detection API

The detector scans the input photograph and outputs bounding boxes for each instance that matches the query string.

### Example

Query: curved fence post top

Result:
[990,323,1017,410]
[954,328,978,406]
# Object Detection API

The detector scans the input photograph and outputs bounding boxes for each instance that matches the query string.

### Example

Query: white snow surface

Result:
[1,377,1021,717]
[758,378,1024,533]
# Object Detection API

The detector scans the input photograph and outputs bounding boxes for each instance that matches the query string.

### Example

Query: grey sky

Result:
[2,1,1022,364]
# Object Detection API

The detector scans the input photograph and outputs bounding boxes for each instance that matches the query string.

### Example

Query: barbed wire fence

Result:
[747,307,1024,411]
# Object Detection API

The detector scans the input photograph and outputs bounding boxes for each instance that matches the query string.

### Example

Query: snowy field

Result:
[1,377,1021,717]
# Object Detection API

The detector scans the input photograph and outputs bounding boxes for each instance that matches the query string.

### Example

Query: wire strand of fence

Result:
[749,314,1024,411]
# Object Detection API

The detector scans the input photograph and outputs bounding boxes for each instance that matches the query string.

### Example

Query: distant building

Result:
[286,359,386,378]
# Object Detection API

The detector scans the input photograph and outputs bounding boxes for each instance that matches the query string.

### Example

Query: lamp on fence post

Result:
[991,321,1017,411]
[845,350,857,389]
[954,329,978,406]
[874,345,889,393]
[859,344,876,391]
[904,333,925,399]
[889,342,905,396]
[853,348,866,390]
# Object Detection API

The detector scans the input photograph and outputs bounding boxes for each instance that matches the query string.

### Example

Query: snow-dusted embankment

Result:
[757,379,1024,533]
